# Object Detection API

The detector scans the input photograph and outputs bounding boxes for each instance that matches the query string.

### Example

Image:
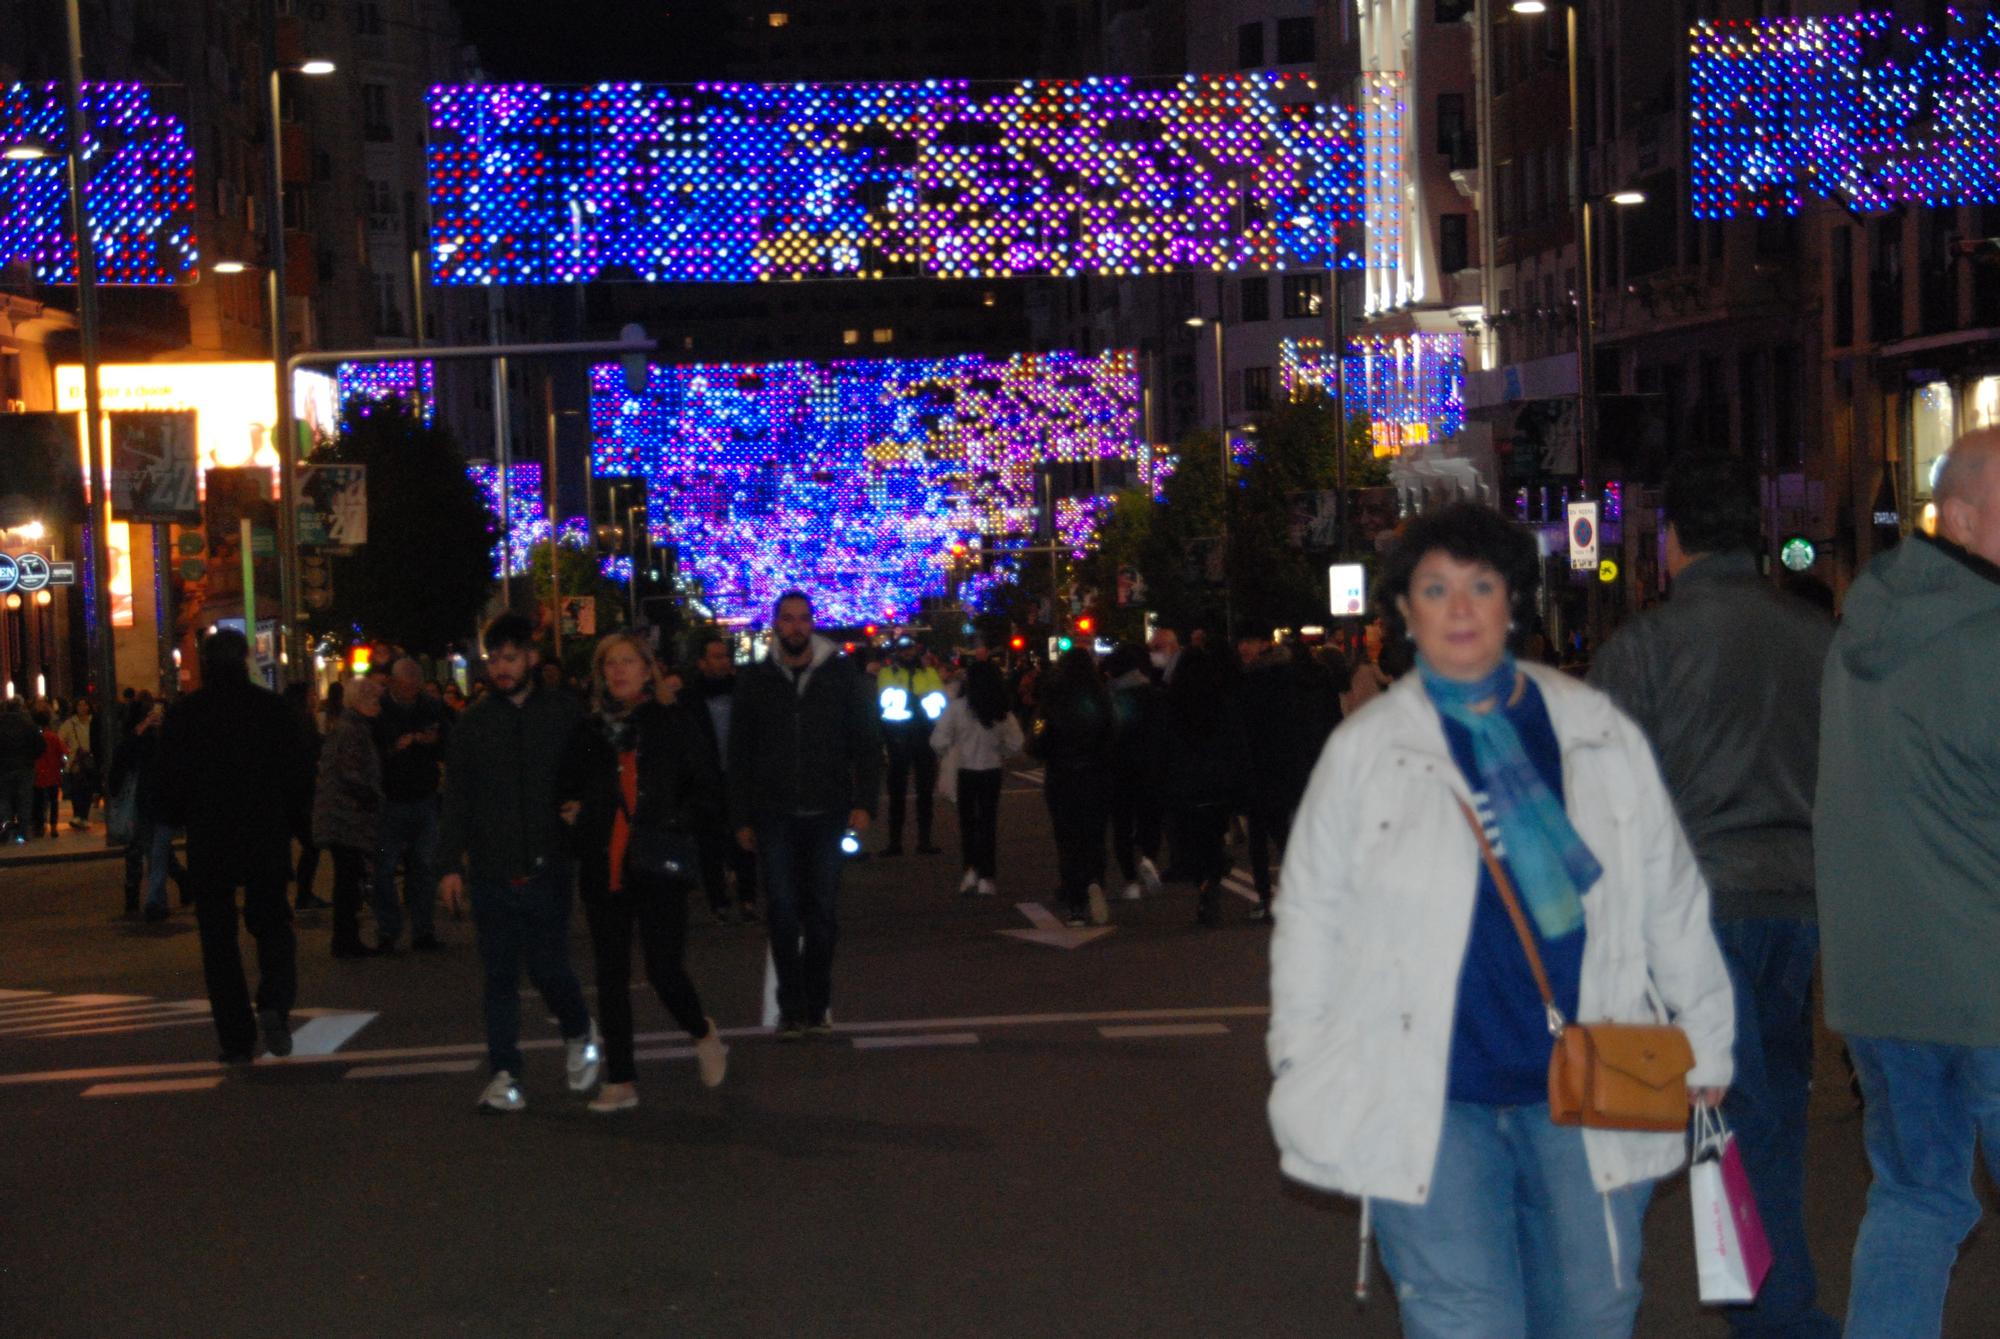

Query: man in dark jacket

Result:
[1233,635,1311,922]
[1816,429,2000,1335]
[0,698,40,843]
[729,590,880,1037]
[690,636,757,922]
[437,613,598,1113]
[371,657,450,952]
[1590,452,1836,1339]
[157,629,307,1062]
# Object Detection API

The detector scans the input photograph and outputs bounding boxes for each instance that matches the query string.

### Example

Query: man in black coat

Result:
[158,630,307,1062]
[689,635,757,922]
[728,591,880,1037]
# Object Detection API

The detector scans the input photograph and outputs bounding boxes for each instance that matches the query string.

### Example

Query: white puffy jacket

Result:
[1268,662,1734,1205]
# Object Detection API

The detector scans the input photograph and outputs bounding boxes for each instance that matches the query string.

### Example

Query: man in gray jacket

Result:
[1591,452,1836,1339]
[1818,428,2000,1337]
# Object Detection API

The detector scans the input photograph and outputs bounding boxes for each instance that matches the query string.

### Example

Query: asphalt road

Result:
[2,769,1996,1338]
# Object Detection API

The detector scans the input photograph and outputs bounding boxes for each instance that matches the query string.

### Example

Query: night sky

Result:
[455,0,730,82]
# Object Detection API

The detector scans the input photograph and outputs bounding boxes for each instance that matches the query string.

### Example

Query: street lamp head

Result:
[1609,189,1648,207]
[1184,316,1207,328]
[18,520,44,541]
[297,59,337,76]
[2,143,51,161]
[211,260,250,274]
[1511,0,1549,12]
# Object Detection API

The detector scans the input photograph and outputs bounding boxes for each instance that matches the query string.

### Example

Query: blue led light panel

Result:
[589,350,1142,624]
[0,83,198,284]
[339,360,437,424]
[427,75,1386,285]
[1691,11,2000,217]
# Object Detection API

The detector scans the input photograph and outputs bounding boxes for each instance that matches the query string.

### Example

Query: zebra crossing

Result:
[0,988,213,1040]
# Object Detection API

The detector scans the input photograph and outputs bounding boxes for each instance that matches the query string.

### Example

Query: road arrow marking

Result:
[998,902,1113,950]
[287,1010,377,1056]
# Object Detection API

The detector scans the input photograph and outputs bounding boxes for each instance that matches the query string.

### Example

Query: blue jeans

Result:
[755,811,846,1025]
[141,821,178,912]
[468,863,592,1077]
[1712,919,1839,1338]
[1843,1034,2000,1339]
[371,797,439,947]
[1371,1102,1653,1339]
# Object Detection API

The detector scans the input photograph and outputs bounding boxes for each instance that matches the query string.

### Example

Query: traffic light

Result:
[1009,635,1026,652]
[1056,635,1074,653]
[1074,615,1095,636]
[863,623,878,638]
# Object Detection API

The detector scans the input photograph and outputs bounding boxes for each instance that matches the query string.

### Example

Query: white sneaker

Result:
[1121,880,1143,901]
[589,1081,639,1114]
[1138,857,1163,896]
[958,867,978,894]
[478,1071,525,1113]
[565,1023,602,1093]
[976,878,997,897]
[1087,882,1110,926]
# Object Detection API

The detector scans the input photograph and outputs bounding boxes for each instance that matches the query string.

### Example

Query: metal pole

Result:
[1212,287,1233,644]
[409,246,426,352]
[261,0,298,687]
[1568,0,1594,488]
[61,0,120,755]
[240,517,257,670]
[150,523,174,695]
[545,370,560,662]
[489,287,511,608]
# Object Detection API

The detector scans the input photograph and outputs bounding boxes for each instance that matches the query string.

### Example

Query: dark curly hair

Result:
[1375,502,1542,645]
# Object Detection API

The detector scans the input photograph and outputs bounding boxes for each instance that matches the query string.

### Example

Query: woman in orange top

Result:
[569,633,728,1112]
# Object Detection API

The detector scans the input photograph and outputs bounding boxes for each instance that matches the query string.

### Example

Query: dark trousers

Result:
[328,844,369,950]
[883,730,937,846]
[1245,798,1292,901]
[756,812,846,1025]
[1109,774,1161,883]
[698,817,757,912]
[0,767,30,835]
[584,878,709,1084]
[1044,766,1108,912]
[469,864,593,1076]
[371,797,439,946]
[1170,802,1231,888]
[68,773,97,824]
[956,767,1003,878]
[31,784,59,835]
[189,854,297,1055]
[292,817,320,905]
[1713,918,1839,1339]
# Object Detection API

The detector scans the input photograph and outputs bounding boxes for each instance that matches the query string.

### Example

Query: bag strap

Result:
[1455,797,1568,1038]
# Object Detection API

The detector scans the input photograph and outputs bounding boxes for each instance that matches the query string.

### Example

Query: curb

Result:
[0,844,129,869]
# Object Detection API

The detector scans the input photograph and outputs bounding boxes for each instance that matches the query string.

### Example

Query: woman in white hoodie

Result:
[930,658,1023,896]
[1268,504,1733,1339]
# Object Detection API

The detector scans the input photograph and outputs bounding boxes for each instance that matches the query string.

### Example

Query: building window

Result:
[1239,276,1270,323]
[1275,17,1314,65]
[1436,94,1475,169]
[1439,214,1470,273]
[1832,225,1854,347]
[362,84,393,141]
[372,271,403,336]
[1436,0,1475,21]
[871,327,894,343]
[768,10,790,25]
[1282,273,1324,319]
[355,1,385,35]
[366,178,395,231]
[282,182,313,231]
[842,328,860,345]
[1236,21,1264,69]
[1871,215,1903,344]
[1911,380,1956,501]
[1243,366,1273,412]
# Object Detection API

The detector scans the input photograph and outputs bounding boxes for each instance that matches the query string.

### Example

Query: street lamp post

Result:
[1186,306,1234,643]
[258,0,334,686]
[60,0,119,755]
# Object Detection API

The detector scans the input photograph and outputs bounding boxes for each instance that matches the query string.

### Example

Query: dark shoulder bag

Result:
[615,747,701,887]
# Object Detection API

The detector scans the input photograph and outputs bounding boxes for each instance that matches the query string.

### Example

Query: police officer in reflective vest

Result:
[877,638,946,857]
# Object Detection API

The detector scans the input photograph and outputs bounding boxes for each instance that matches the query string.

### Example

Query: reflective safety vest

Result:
[879,664,946,726]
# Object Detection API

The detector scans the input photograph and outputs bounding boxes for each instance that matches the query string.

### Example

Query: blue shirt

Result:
[1443,678,1586,1105]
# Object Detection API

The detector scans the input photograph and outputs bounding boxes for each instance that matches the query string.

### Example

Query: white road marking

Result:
[0,989,52,1001]
[1221,873,1262,905]
[999,901,1113,949]
[0,993,149,1020]
[0,1005,1268,1089]
[82,1076,226,1097]
[287,1011,378,1056]
[633,1046,697,1062]
[852,1032,979,1050]
[1100,1023,1230,1039]
[346,1059,481,1080]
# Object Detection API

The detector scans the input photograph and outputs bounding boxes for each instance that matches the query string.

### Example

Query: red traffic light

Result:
[1075,616,1095,635]
[863,624,878,638]
[1009,635,1026,652]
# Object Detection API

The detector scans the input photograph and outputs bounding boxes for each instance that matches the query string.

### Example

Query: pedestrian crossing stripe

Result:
[0,992,211,1039]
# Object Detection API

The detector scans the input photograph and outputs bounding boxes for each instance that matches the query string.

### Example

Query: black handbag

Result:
[616,787,701,885]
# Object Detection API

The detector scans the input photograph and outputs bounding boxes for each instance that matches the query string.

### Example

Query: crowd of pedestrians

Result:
[40,422,2000,1337]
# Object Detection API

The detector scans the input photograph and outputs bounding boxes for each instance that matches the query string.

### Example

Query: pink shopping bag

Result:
[1691,1102,1773,1304]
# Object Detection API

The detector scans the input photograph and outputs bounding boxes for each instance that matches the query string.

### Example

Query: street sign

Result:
[1328,562,1367,617]
[0,554,14,595]
[1780,536,1816,572]
[1567,501,1600,571]
[1598,559,1620,584]
[0,551,70,594]
[47,561,75,586]
[14,553,50,591]
[110,411,201,523]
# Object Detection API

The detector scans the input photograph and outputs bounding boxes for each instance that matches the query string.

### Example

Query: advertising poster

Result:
[298,464,368,551]
[110,411,201,523]
[204,467,278,616]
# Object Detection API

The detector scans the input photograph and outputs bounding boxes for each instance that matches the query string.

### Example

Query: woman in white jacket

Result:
[930,659,1023,896]
[1267,503,1733,1339]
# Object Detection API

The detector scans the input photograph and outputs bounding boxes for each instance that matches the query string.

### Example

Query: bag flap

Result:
[1578,1024,1694,1090]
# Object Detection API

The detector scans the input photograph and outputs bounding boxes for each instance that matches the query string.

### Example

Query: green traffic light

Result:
[1056,636,1074,652]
